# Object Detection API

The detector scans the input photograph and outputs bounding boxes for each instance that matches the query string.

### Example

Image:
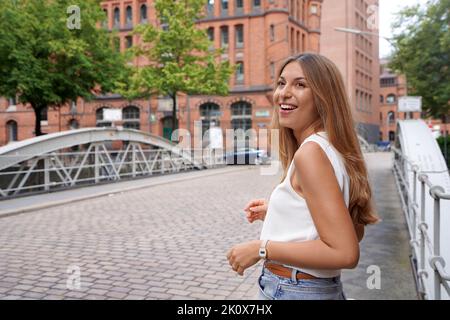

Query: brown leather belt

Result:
[264,262,317,280]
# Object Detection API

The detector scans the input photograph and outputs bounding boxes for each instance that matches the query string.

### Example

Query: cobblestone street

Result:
[0,166,275,300]
[0,153,417,300]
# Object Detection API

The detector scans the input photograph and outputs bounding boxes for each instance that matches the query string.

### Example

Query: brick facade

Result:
[319,0,380,144]
[0,0,322,148]
[379,59,450,142]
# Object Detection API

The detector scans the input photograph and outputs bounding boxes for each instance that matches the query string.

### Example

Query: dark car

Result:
[224,147,270,165]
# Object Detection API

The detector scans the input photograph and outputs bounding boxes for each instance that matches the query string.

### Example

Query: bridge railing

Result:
[392,147,450,299]
[1,128,259,199]
[0,144,225,199]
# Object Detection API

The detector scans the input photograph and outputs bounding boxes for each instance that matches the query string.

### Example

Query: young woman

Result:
[226,53,379,300]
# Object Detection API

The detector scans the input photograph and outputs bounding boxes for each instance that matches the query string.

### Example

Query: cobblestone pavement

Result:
[0,153,417,300]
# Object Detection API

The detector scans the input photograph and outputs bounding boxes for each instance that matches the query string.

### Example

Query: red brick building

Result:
[0,0,323,147]
[379,59,450,142]
[320,0,380,143]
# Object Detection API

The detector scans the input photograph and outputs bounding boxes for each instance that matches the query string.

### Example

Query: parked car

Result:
[377,141,391,152]
[224,147,270,165]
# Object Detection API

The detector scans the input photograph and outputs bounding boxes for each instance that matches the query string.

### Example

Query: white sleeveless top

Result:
[260,131,350,278]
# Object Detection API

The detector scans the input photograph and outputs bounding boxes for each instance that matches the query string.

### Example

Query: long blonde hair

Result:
[270,53,379,226]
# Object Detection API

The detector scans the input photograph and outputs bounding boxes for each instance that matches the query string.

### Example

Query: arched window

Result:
[113,8,120,28]
[199,103,221,138]
[96,107,112,127]
[140,4,147,23]
[6,120,18,142]
[123,106,140,130]
[126,6,132,27]
[386,94,396,104]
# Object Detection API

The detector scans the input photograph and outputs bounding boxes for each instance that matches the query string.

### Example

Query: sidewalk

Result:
[0,165,251,218]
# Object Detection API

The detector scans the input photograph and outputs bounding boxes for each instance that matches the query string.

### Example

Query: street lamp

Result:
[334,27,394,44]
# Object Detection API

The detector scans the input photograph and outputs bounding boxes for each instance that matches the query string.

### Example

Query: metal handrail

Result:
[392,147,450,300]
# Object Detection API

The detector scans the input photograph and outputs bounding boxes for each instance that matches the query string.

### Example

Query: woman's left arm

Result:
[227,142,360,275]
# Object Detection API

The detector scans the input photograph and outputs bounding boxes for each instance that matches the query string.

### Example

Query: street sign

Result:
[398,96,422,113]
[103,109,122,121]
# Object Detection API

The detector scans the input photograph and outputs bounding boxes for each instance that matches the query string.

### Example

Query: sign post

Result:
[398,96,422,119]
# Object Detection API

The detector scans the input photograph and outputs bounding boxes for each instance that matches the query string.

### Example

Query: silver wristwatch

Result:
[259,239,269,260]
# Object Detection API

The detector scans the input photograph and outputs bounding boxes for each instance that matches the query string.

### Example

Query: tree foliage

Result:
[120,0,234,132]
[0,0,129,136]
[389,0,449,120]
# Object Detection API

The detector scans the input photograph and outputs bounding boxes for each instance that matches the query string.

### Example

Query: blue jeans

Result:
[257,266,346,300]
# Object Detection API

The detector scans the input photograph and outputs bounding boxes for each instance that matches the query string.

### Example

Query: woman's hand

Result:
[244,199,268,223]
[226,240,261,276]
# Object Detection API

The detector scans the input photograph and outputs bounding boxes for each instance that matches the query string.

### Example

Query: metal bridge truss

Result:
[0,128,224,199]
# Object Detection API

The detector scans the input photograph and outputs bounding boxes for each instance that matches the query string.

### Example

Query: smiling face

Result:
[273,61,321,133]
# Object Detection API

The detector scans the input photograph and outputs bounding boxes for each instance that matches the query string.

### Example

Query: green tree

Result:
[389,0,449,120]
[121,0,234,136]
[0,0,129,136]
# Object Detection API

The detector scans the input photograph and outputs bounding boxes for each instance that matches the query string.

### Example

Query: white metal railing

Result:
[392,147,450,299]
[0,144,225,199]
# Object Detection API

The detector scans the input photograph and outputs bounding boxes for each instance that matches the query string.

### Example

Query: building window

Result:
[207,0,214,15]
[140,4,147,23]
[254,0,261,7]
[310,4,318,14]
[96,107,112,127]
[102,9,108,29]
[123,105,140,130]
[389,131,395,141]
[126,6,132,27]
[386,94,396,104]
[6,120,18,142]
[8,96,17,106]
[231,102,252,137]
[40,107,48,121]
[236,0,243,9]
[207,27,214,42]
[199,103,221,138]
[220,26,229,48]
[222,0,228,10]
[270,24,275,41]
[380,95,384,103]
[235,25,243,48]
[125,35,133,48]
[379,112,382,122]
[380,77,396,87]
[356,90,360,110]
[387,111,395,124]
[236,62,244,83]
[113,7,120,28]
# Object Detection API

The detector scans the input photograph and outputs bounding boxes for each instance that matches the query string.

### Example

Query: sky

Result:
[379,0,429,58]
